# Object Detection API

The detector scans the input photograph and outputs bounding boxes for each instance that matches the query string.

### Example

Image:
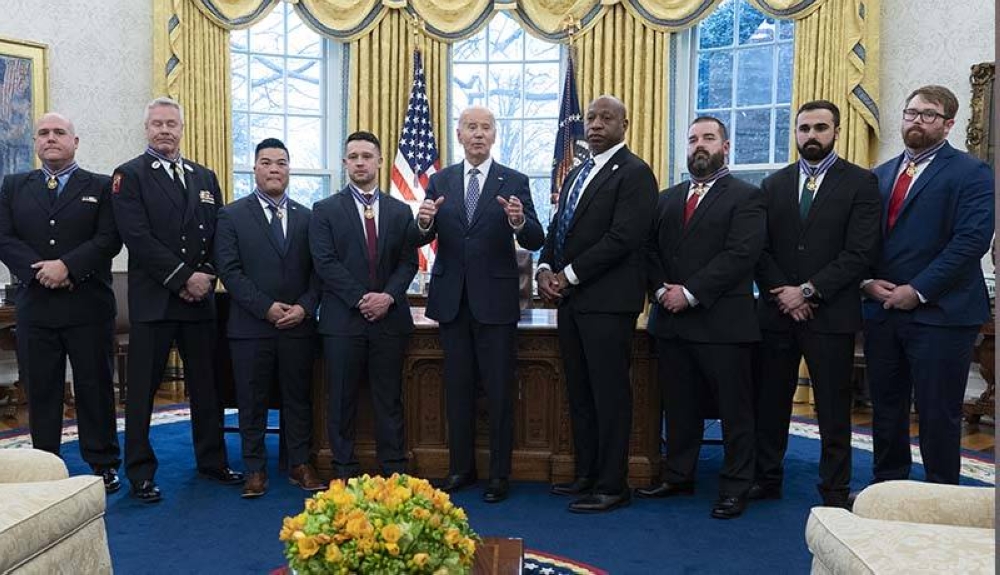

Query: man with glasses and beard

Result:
[751,101,881,508]
[863,86,993,486]
[638,117,764,519]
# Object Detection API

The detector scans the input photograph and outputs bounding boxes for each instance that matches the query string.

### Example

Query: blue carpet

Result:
[48,413,990,575]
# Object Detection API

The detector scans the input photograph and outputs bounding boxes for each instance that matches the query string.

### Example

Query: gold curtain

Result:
[347,13,450,192]
[571,4,670,185]
[153,0,234,200]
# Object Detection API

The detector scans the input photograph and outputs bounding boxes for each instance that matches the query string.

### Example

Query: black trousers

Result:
[124,320,228,483]
[21,320,119,470]
[230,335,316,472]
[323,329,408,477]
[754,328,854,501]
[864,315,978,484]
[658,338,755,497]
[557,306,636,495]
[439,300,516,480]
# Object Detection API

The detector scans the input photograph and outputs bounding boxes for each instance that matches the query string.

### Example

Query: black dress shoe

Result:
[436,473,476,493]
[550,477,595,496]
[710,495,747,519]
[199,466,245,485]
[747,483,782,500]
[568,491,632,514]
[95,468,121,494]
[483,478,509,503]
[130,480,162,503]
[635,481,695,498]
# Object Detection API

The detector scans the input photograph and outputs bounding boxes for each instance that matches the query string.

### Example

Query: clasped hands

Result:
[536,269,569,303]
[266,301,307,329]
[358,292,393,322]
[862,279,920,310]
[417,195,525,228]
[32,259,72,290]
[179,271,215,303]
[770,286,817,322]
[657,284,691,313]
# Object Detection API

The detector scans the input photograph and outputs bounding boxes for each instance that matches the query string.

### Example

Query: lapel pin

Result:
[612,164,619,171]
[151,161,161,169]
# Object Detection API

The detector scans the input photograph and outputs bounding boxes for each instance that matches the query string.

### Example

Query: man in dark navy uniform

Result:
[0,112,122,492]
[112,97,242,503]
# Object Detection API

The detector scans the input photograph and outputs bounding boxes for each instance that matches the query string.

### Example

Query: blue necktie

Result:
[465,168,481,224]
[553,158,595,269]
[268,205,286,254]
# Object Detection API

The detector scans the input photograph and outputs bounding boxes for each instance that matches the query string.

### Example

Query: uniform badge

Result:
[81,196,98,203]
[112,173,123,194]
[151,161,161,169]
[199,190,215,204]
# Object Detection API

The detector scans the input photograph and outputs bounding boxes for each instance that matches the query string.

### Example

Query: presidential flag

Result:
[389,50,441,271]
[550,55,588,207]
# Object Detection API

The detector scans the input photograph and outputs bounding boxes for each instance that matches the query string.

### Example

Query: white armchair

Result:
[0,448,112,574]
[806,480,995,574]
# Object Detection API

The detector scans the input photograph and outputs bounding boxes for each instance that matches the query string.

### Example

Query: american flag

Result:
[390,50,440,271]
[550,55,588,207]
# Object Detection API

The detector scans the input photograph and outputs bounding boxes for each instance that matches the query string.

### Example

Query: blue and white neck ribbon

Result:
[254,188,288,216]
[690,165,730,187]
[41,161,79,190]
[903,139,947,173]
[145,146,182,165]
[350,185,379,219]
[798,150,838,180]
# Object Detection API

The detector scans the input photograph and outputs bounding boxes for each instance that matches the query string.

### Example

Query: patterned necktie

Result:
[268,205,286,253]
[554,158,595,269]
[465,168,481,223]
[886,163,915,230]
[684,184,705,226]
[171,161,186,190]
[799,177,815,221]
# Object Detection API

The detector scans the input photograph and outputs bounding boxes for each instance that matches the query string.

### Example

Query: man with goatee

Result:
[863,85,993,486]
[752,100,881,508]
[638,116,764,519]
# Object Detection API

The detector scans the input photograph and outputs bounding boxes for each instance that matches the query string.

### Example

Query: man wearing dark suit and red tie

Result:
[113,97,243,503]
[752,101,881,508]
[0,113,122,493]
[310,131,419,480]
[537,96,658,514]
[638,117,764,520]
[214,138,324,498]
[416,106,544,503]
[863,85,994,485]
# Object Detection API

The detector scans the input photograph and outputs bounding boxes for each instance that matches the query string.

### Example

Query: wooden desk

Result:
[308,308,661,487]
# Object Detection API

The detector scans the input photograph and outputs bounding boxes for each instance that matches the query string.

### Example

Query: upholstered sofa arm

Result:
[0,449,69,483]
[853,480,995,529]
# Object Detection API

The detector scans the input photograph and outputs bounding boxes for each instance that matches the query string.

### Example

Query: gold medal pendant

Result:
[905,162,917,177]
[46,177,58,190]
[806,177,818,192]
[364,206,375,220]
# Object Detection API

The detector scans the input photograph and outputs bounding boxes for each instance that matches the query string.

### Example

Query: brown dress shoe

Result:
[289,464,326,491]
[242,471,268,499]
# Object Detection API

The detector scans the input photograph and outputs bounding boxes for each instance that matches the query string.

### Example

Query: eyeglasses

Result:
[902,108,949,123]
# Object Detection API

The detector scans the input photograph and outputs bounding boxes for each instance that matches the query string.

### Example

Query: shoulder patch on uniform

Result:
[112,173,123,194]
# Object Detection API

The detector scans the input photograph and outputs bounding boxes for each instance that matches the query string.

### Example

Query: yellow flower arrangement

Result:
[280,474,479,574]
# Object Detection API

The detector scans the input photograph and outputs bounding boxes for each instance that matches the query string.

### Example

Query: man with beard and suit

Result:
[310,131,418,480]
[0,113,122,492]
[416,106,544,503]
[537,96,658,514]
[863,85,993,485]
[113,97,243,503]
[637,116,764,519]
[214,138,324,498]
[752,101,881,508]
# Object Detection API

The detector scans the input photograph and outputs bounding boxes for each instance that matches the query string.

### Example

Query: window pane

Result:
[249,114,283,148]
[287,116,324,169]
[250,56,285,112]
[286,58,321,114]
[452,63,487,117]
[287,11,321,57]
[777,44,793,104]
[778,19,794,40]
[232,112,252,167]
[774,106,790,163]
[736,46,774,106]
[233,172,254,200]
[453,36,486,62]
[521,120,556,173]
[525,34,559,61]
[288,175,328,207]
[488,15,523,62]
[231,53,249,111]
[697,51,733,110]
[488,63,524,117]
[494,119,522,166]
[231,29,249,52]
[738,2,774,45]
[699,0,735,49]
[249,8,284,54]
[523,63,560,117]
[733,108,771,164]
[529,177,553,227]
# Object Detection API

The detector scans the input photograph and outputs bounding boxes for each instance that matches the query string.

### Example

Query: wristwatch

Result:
[800,282,816,300]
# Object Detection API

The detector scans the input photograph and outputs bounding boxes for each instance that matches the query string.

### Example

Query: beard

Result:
[797,138,836,163]
[687,149,725,178]
[902,126,941,150]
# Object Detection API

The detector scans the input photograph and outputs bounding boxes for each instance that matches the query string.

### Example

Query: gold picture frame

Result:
[966,62,994,164]
[0,35,48,180]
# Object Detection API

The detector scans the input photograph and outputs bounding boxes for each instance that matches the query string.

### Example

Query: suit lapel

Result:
[375,191,390,263]
[801,160,846,232]
[568,147,629,234]
[469,166,503,229]
[339,189,370,263]
[892,144,955,228]
[146,158,185,211]
[181,162,201,225]
[284,201,303,257]
[681,175,727,239]
[248,196,285,257]
[25,171,51,213]
[50,169,88,216]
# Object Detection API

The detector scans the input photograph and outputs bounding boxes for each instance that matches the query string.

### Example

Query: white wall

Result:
[877,0,995,163]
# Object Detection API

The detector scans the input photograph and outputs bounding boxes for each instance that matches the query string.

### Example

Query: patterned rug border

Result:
[1,407,993,485]
[525,549,608,575]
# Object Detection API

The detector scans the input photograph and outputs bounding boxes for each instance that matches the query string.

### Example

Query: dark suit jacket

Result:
[865,142,994,327]
[756,159,882,334]
[0,168,121,327]
[646,175,765,343]
[538,145,658,314]
[310,187,419,336]
[214,194,319,339]
[112,153,223,322]
[418,161,544,324]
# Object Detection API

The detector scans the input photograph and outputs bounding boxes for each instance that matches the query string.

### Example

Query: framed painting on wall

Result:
[0,36,48,183]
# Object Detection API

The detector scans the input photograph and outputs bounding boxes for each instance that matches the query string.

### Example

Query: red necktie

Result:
[684,185,704,226]
[363,195,378,287]
[886,162,915,230]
